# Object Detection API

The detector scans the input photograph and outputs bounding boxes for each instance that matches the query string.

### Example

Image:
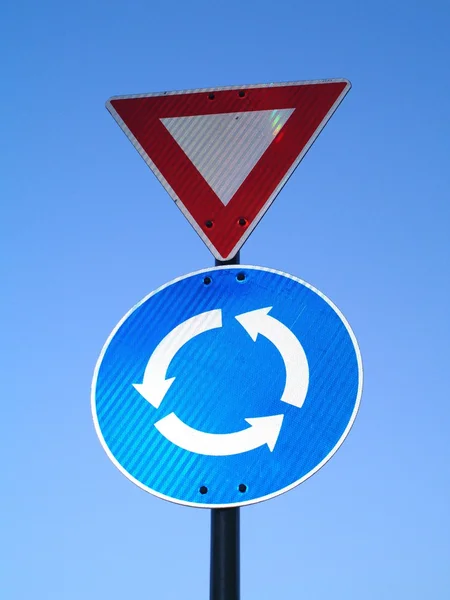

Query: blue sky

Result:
[2,1,450,598]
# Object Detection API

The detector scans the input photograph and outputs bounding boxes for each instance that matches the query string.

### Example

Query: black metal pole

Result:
[210,508,240,600]
[210,250,241,600]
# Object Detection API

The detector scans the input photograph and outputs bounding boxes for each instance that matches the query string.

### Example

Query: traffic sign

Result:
[91,266,362,508]
[106,80,351,260]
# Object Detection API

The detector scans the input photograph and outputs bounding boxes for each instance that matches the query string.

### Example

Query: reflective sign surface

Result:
[107,80,351,260]
[92,266,362,507]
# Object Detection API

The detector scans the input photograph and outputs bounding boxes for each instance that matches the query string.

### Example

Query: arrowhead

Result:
[245,414,284,451]
[133,377,175,409]
[235,307,272,341]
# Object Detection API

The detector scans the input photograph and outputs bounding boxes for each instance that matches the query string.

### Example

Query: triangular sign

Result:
[107,80,351,260]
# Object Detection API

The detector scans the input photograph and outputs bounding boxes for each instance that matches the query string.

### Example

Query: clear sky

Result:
[2,1,450,598]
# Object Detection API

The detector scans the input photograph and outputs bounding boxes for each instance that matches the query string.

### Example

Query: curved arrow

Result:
[235,307,309,408]
[133,309,222,408]
[154,412,284,455]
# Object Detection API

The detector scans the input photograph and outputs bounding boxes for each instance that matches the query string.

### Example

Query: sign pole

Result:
[210,251,241,600]
[210,507,240,600]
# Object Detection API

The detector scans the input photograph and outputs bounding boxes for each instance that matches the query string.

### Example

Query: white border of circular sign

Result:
[91,265,363,508]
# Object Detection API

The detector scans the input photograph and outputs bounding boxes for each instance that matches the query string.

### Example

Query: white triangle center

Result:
[161,109,294,205]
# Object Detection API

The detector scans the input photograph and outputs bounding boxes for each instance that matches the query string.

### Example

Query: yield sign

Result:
[107,79,351,260]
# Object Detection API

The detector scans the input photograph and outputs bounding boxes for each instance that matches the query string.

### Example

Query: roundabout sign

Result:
[91,266,362,508]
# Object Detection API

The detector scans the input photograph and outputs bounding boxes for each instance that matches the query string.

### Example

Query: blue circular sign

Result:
[92,266,362,507]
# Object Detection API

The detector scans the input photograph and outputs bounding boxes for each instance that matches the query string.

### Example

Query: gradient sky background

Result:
[2,1,449,598]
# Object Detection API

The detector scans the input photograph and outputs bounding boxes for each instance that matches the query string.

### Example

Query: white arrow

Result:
[154,412,284,456]
[133,309,222,408]
[235,307,309,408]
